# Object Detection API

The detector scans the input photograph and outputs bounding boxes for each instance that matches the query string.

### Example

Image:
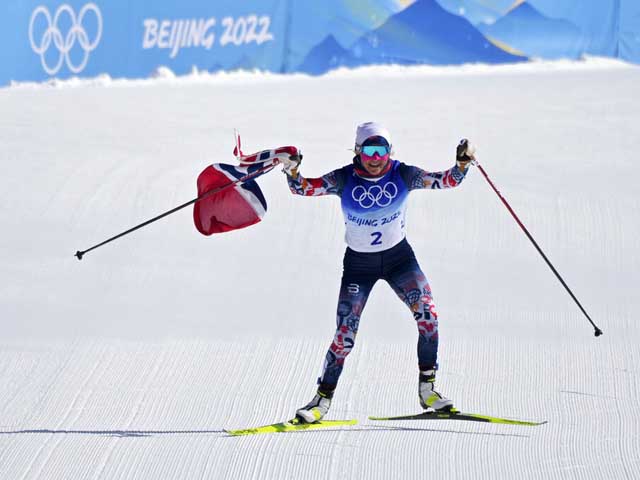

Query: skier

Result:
[282,122,474,423]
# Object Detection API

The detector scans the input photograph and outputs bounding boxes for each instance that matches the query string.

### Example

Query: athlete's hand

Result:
[282,153,303,177]
[456,139,475,172]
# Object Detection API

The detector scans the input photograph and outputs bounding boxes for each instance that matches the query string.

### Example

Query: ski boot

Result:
[419,369,454,412]
[296,388,333,423]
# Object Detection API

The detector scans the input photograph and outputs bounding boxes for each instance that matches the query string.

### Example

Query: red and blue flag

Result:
[193,141,299,236]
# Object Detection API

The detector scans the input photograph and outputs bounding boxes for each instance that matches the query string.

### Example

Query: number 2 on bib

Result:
[370,231,383,246]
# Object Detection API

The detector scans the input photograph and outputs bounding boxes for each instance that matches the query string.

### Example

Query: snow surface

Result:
[1,58,639,479]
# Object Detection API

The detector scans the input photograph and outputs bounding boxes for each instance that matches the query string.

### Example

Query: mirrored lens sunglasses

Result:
[360,145,390,156]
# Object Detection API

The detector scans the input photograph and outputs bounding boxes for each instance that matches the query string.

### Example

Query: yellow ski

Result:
[226,418,357,436]
[369,410,546,426]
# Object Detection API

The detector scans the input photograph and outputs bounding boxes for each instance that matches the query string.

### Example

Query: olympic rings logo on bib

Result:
[29,3,103,75]
[351,182,398,209]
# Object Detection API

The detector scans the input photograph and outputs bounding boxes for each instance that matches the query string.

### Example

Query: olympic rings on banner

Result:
[351,182,398,209]
[29,3,102,75]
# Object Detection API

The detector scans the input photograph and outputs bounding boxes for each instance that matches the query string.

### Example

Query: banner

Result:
[1,0,638,86]
[1,0,286,84]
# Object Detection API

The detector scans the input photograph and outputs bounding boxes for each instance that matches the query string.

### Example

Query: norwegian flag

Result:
[193,162,270,235]
[193,132,300,235]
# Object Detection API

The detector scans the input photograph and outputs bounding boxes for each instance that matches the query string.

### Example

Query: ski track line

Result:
[0,338,636,479]
[0,349,53,470]
[0,344,80,479]
[17,343,111,480]
[10,341,80,427]
[217,339,342,479]
[89,343,169,480]
[235,340,303,480]
[0,348,26,404]
[190,342,223,480]
[96,342,173,479]
[199,340,264,479]
[153,341,223,480]
[0,347,46,424]
[553,342,636,480]
[328,335,366,478]
[100,340,241,480]
[613,342,639,479]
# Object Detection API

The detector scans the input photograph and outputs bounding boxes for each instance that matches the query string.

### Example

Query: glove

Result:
[282,153,303,177]
[456,139,475,172]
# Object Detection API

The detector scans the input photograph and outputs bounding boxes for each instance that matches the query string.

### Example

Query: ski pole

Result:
[471,158,603,337]
[75,162,277,260]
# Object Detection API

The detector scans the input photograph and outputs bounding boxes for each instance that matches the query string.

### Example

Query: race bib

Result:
[341,161,409,252]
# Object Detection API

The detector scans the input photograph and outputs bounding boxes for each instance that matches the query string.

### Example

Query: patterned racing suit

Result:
[287,159,467,394]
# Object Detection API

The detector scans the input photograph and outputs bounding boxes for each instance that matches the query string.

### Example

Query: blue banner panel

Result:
[297,0,526,75]
[1,0,286,84]
[620,0,640,63]
[1,0,639,86]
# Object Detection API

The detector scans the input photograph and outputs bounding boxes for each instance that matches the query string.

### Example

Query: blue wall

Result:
[1,0,638,86]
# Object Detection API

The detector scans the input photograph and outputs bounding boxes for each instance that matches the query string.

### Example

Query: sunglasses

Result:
[360,145,390,156]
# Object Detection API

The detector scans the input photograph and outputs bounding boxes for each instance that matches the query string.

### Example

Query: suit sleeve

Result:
[286,168,345,197]
[399,163,468,191]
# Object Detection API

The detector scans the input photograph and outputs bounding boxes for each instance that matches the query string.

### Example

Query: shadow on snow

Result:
[0,425,530,438]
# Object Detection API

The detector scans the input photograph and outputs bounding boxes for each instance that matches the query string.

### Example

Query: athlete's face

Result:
[361,152,390,176]
[360,142,390,176]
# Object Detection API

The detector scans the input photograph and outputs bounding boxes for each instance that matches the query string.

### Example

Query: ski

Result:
[225,418,357,436]
[369,410,546,426]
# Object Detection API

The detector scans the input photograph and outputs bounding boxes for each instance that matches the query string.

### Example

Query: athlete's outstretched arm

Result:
[286,169,344,197]
[401,139,474,191]
[400,163,468,191]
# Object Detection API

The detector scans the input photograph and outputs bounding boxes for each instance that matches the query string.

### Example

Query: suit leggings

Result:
[318,238,439,392]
